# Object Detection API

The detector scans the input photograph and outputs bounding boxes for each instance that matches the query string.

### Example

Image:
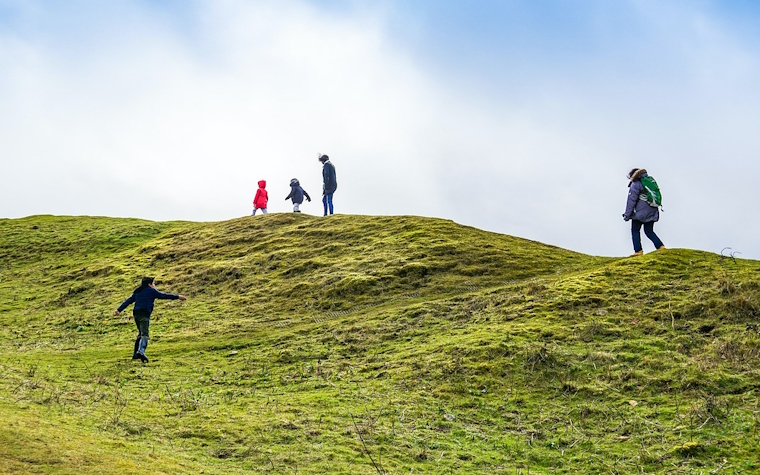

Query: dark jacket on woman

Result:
[322,161,337,195]
[624,169,659,223]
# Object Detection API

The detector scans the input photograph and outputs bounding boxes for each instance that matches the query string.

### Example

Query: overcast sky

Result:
[2,0,759,259]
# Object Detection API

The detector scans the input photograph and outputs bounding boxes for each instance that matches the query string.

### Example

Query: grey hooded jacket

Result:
[623,169,659,223]
[285,179,311,204]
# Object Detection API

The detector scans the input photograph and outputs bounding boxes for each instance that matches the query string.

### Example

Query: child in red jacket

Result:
[252,180,268,215]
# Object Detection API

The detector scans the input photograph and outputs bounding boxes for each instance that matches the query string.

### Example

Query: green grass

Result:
[1,214,759,474]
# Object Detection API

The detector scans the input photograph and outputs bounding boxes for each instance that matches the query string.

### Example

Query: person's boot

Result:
[137,337,149,363]
[132,337,140,359]
[657,245,666,250]
[629,250,644,257]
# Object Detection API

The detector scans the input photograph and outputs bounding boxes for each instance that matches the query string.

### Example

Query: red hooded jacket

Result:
[253,180,268,209]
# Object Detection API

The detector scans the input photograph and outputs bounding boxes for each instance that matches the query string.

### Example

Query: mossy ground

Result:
[0,214,759,474]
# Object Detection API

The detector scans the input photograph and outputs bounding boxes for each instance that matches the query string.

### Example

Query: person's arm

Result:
[285,189,293,200]
[303,189,311,202]
[114,294,135,315]
[623,182,640,221]
[151,287,185,300]
[253,189,261,205]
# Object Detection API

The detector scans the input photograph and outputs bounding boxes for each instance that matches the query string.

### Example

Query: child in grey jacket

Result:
[285,178,311,212]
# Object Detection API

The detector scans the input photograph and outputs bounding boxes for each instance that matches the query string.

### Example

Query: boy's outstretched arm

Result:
[152,287,186,301]
[114,294,135,316]
[304,190,311,202]
[285,190,293,200]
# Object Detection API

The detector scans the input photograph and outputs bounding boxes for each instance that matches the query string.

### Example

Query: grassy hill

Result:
[0,214,758,474]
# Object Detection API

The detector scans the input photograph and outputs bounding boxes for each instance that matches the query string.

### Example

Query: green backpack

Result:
[639,175,662,208]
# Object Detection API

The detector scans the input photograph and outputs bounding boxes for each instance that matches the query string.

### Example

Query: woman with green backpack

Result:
[623,168,665,256]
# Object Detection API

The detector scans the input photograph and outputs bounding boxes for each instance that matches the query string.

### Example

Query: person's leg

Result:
[631,220,644,253]
[134,311,150,362]
[132,312,142,358]
[293,203,300,212]
[252,208,257,216]
[326,193,334,215]
[261,208,268,214]
[322,195,328,216]
[643,222,664,249]
[133,310,149,360]
[138,334,148,354]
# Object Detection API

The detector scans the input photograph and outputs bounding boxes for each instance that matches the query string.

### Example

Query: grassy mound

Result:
[0,214,758,474]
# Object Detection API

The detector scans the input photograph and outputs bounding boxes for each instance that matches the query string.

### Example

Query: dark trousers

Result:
[322,193,334,216]
[631,220,664,252]
[133,309,151,355]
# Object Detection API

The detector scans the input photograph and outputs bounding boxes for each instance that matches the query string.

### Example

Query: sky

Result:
[1,0,760,259]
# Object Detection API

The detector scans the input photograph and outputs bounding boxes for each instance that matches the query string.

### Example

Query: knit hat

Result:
[318,154,329,163]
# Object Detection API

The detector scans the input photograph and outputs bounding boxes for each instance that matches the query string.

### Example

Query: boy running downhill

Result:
[114,277,186,363]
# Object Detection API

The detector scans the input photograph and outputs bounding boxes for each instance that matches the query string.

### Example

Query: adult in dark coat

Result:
[319,154,337,216]
[623,168,665,256]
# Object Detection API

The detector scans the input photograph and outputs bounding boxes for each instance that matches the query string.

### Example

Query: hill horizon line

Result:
[2,212,753,263]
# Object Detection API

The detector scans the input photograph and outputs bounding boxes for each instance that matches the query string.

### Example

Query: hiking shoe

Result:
[629,250,644,257]
[657,245,666,250]
[132,353,140,360]
[138,353,149,363]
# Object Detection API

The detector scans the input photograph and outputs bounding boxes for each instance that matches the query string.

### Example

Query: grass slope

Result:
[0,214,759,474]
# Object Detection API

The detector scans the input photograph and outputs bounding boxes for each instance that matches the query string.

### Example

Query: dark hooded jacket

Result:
[322,161,337,195]
[624,169,659,223]
[117,286,179,314]
[285,179,311,204]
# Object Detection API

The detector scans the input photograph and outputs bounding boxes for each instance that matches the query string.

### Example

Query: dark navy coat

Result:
[322,161,337,195]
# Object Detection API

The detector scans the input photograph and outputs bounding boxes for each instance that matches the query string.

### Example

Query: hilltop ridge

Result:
[0,214,759,474]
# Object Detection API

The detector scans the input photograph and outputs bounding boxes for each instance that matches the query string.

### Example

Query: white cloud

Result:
[426,0,760,258]
[1,0,759,259]
[0,0,445,221]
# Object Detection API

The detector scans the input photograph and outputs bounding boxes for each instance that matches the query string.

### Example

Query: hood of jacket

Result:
[258,180,266,189]
[290,178,300,187]
[628,169,647,187]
